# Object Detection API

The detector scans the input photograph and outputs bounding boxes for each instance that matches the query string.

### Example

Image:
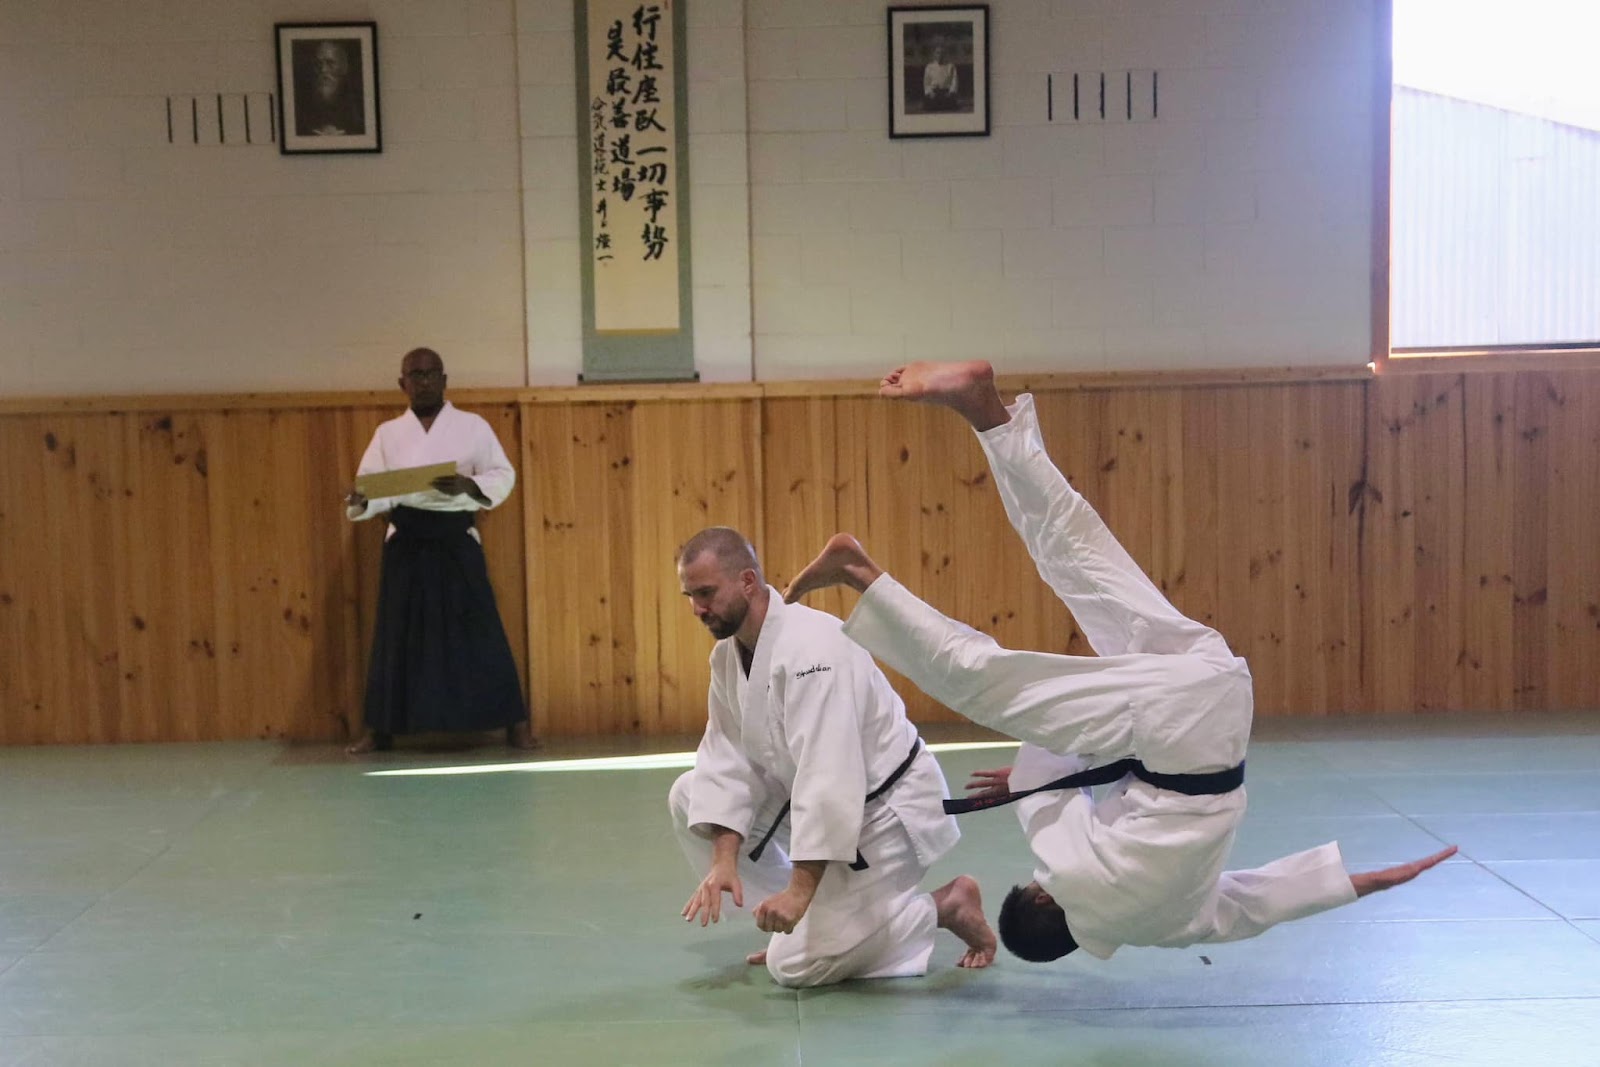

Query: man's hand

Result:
[431,473,486,502]
[344,489,368,510]
[682,861,744,927]
[964,766,1012,800]
[1351,845,1458,897]
[753,886,813,934]
[682,828,744,927]
[753,860,824,934]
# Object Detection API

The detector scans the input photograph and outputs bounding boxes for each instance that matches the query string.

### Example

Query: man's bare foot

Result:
[879,361,1010,431]
[783,533,884,603]
[932,875,996,969]
[506,721,542,750]
[746,949,767,966]
[344,730,391,755]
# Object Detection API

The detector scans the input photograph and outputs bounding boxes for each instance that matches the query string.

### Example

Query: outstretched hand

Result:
[964,766,1013,800]
[1350,845,1458,897]
[682,862,744,927]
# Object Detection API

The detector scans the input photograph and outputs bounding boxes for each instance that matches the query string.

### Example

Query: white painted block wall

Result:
[0,0,1376,394]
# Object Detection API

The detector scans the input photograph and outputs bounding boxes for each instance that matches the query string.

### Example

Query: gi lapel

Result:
[741,586,786,766]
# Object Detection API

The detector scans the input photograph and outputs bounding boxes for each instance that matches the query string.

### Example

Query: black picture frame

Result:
[274,21,381,154]
[888,5,990,138]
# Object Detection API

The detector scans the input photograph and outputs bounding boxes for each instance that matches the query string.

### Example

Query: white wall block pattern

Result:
[0,0,1378,393]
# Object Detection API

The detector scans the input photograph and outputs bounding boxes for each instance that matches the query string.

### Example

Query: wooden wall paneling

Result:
[1362,375,1422,712]
[264,411,320,740]
[204,410,286,739]
[759,396,841,603]
[1316,382,1369,713]
[1538,372,1599,709]
[857,396,957,722]
[1458,374,1516,711]
[1407,375,1468,712]
[1510,373,1552,711]
[1567,373,1600,708]
[0,421,26,740]
[298,407,361,742]
[1280,383,1369,716]
[1177,389,1222,635]
[119,413,191,741]
[628,399,762,736]
[1568,373,1600,708]
[48,417,124,743]
[829,395,877,576]
[1280,385,1326,715]
[1243,387,1289,715]
[1148,389,1191,621]
[1210,388,1264,704]
[525,401,635,736]
[168,413,223,739]
[1101,388,1158,592]
[5,366,1600,747]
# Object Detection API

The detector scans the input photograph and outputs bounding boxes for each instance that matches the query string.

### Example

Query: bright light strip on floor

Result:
[364,740,1019,778]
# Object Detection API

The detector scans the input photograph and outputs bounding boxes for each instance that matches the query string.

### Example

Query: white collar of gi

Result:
[406,400,455,427]
[740,585,787,689]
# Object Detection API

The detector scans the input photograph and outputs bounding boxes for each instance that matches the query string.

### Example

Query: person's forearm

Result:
[709,826,743,867]
[786,859,826,900]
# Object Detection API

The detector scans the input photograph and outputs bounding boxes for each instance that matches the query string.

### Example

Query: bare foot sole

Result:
[746,949,767,966]
[783,533,883,603]
[878,362,1009,431]
[933,875,996,969]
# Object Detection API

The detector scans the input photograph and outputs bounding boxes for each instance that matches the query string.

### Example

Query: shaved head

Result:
[401,347,445,375]
[677,527,763,584]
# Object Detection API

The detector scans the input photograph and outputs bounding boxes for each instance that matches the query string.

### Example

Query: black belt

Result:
[747,738,924,871]
[943,757,1244,815]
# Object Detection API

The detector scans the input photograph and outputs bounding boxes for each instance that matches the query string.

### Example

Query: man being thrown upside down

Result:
[785,360,1456,964]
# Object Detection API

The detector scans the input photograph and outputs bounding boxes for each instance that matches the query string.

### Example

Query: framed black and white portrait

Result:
[275,22,381,154]
[888,5,989,138]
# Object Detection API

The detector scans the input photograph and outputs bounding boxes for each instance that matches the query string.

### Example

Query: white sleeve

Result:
[467,420,516,509]
[346,429,393,522]
[782,653,870,864]
[1169,842,1357,946]
[685,665,768,841]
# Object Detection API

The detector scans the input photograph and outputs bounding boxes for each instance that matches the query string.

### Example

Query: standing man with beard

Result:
[343,347,537,754]
[668,527,995,988]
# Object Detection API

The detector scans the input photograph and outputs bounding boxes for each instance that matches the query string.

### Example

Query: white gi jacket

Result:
[347,402,516,539]
[684,590,959,872]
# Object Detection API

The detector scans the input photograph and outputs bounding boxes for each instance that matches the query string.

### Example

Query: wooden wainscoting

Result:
[1,365,1597,745]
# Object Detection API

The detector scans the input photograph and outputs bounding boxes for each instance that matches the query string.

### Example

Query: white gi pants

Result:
[843,393,1250,775]
[668,772,938,988]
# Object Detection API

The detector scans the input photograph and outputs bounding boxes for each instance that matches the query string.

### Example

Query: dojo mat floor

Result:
[1,714,1597,1066]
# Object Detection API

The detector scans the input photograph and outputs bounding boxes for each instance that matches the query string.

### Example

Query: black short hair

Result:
[998,884,1078,962]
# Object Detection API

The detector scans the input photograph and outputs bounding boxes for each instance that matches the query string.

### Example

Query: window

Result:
[1390,0,1600,353]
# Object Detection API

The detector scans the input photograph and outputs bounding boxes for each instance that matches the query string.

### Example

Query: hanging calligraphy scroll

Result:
[575,0,696,382]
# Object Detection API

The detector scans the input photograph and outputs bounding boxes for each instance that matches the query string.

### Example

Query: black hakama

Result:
[361,506,526,734]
